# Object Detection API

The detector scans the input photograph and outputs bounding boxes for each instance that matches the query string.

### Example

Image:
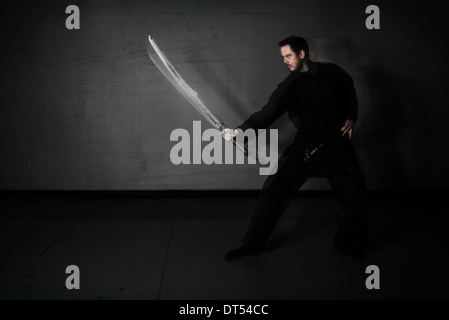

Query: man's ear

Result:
[299,50,306,59]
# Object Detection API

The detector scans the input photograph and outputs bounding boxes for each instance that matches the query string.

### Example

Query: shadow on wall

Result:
[318,37,434,190]
[353,65,412,190]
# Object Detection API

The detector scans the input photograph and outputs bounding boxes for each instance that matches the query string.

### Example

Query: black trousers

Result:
[243,138,368,253]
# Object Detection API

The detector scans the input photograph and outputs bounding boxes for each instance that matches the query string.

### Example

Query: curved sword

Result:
[147,35,247,156]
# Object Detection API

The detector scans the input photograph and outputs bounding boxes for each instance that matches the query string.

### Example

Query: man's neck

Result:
[299,60,310,73]
[300,60,317,74]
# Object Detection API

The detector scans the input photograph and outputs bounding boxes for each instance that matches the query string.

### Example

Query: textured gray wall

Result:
[1,0,448,190]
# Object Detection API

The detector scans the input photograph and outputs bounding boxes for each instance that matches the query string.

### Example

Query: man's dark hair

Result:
[278,36,309,57]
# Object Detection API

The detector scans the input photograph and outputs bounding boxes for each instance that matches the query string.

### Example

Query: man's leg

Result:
[325,143,368,259]
[225,145,312,260]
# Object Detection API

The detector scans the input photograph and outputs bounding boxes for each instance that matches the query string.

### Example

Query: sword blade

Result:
[147,35,247,155]
[147,36,223,130]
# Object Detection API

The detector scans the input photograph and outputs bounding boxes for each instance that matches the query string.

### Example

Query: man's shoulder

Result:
[316,61,352,79]
[316,61,344,72]
[268,72,303,100]
[275,71,302,89]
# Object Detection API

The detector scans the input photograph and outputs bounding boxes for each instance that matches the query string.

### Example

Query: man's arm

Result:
[221,73,298,140]
[236,73,298,132]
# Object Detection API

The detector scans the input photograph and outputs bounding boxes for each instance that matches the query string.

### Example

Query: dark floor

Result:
[1,192,448,300]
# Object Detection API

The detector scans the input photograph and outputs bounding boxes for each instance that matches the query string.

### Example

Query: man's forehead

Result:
[280,45,294,55]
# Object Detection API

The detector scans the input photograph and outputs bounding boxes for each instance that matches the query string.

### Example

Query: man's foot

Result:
[335,244,366,261]
[224,245,262,261]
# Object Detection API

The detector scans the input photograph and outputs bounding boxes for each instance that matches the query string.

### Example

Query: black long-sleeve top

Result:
[237,62,358,145]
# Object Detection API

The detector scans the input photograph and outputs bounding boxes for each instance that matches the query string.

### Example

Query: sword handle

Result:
[232,137,248,157]
[219,124,248,156]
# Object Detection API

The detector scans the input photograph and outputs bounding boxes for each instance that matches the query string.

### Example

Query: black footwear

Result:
[224,245,262,261]
[335,244,366,261]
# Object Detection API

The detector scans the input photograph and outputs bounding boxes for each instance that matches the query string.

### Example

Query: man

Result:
[221,36,368,260]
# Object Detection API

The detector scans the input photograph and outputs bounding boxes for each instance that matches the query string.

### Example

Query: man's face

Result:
[281,45,302,72]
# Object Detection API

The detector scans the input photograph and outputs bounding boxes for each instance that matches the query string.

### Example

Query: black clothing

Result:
[242,138,368,254]
[238,62,358,144]
[234,62,368,257]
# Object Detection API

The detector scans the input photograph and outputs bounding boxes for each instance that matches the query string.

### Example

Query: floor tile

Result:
[0,220,173,299]
[160,220,321,299]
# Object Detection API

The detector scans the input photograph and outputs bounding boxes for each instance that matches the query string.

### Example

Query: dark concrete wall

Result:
[1,0,448,190]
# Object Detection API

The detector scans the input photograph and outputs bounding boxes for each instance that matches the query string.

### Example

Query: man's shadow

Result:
[353,64,430,253]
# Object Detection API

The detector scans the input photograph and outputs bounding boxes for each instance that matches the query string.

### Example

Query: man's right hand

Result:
[341,119,354,139]
[221,128,238,141]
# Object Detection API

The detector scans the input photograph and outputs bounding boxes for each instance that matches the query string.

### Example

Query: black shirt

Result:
[237,62,358,145]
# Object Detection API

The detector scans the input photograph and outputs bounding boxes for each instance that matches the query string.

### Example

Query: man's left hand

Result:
[221,128,238,141]
[341,119,354,139]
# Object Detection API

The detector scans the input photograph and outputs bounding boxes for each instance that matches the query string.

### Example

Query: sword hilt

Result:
[304,143,325,162]
[232,137,248,157]
[218,124,248,157]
